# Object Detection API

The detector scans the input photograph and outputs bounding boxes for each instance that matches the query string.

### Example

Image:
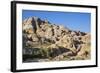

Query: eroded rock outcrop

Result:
[22,17,91,62]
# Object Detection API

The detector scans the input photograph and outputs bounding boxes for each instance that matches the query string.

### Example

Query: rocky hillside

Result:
[22,16,91,62]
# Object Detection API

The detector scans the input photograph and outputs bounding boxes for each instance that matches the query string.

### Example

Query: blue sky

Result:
[22,10,91,33]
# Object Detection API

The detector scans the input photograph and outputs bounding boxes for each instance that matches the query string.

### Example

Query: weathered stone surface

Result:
[22,17,91,62]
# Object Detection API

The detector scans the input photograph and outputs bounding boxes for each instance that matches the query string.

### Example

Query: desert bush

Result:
[23,54,34,61]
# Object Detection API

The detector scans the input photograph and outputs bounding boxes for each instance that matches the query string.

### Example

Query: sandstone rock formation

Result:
[22,17,91,62]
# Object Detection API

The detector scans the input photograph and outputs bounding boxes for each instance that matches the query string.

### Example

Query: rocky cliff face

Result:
[22,17,91,62]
